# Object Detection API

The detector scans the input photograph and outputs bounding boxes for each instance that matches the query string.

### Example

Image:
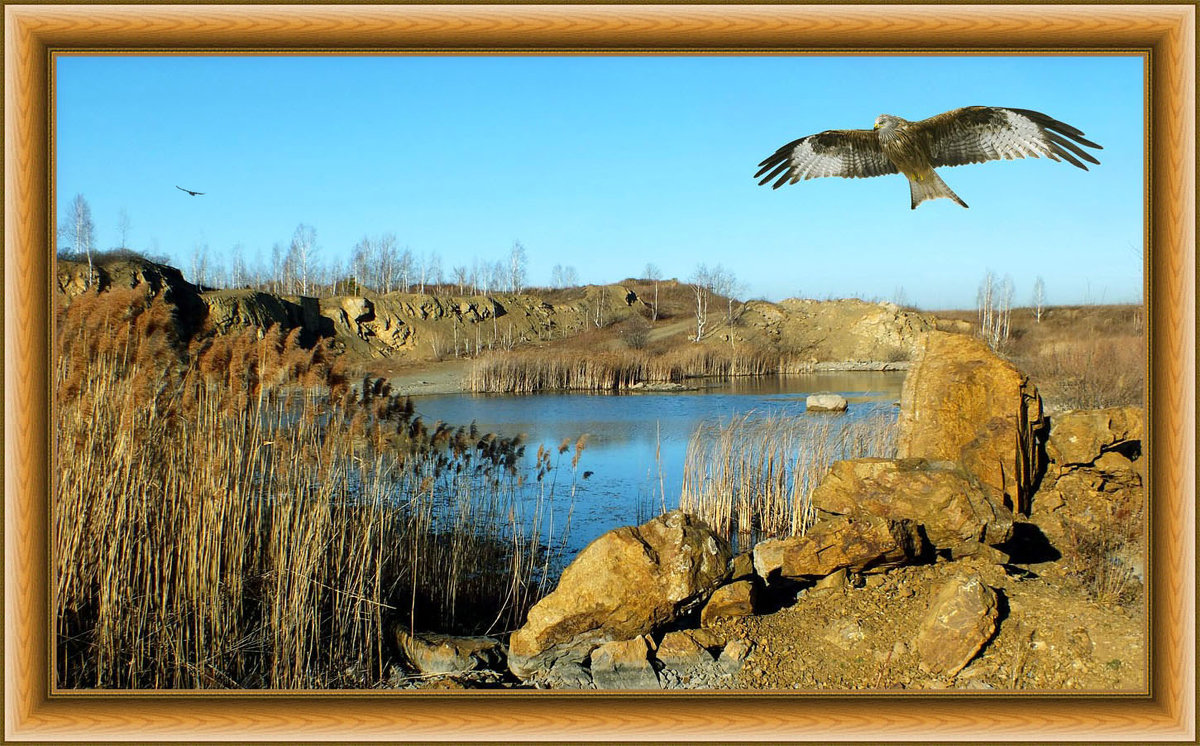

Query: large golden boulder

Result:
[507,511,729,679]
[898,331,1046,513]
[811,458,1013,551]
[752,514,921,583]
[1046,406,1143,466]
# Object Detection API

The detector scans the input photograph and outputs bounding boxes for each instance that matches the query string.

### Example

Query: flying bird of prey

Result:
[175,185,205,196]
[754,106,1102,209]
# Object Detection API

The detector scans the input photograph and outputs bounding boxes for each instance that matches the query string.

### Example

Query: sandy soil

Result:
[384,359,474,396]
[707,554,1145,692]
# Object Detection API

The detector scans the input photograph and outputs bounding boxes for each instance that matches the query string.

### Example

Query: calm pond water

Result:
[409,371,906,559]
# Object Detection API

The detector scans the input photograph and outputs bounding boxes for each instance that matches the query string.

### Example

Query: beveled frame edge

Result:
[4,4,1194,742]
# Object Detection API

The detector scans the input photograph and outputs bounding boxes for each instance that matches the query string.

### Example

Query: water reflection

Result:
[409,372,905,557]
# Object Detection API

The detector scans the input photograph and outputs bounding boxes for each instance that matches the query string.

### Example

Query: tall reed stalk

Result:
[470,347,820,393]
[679,409,897,546]
[55,287,565,688]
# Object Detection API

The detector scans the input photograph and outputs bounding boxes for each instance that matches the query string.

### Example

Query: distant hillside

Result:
[56,256,943,371]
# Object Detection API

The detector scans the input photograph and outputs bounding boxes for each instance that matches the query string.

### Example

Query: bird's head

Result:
[873,114,905,133]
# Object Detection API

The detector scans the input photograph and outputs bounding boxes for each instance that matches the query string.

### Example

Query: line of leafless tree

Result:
[56,195,542,298]
[57,195,749,329]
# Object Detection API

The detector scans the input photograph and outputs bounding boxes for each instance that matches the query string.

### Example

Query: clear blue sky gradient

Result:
[56,55,1143,309]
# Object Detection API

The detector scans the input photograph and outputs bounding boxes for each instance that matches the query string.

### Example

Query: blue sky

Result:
[56,55,1143,309]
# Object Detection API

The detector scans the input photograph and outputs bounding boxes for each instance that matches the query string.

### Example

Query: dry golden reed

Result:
[470,346,818,393]
[679,409,898,546]
[55,287,561,689]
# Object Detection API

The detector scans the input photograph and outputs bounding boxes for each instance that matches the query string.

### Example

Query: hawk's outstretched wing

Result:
[912,106,1102,171]
[755,129,899,189]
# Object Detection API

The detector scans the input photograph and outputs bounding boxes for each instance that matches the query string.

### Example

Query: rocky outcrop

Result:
[656,630,716,667]
[810,458,1013,552]
[752,514,921,584]
[1046,407,1142,466]
[913,575,999,677]
[898,331,1046,513]
[589,637,660,689]
[57,256,209,338]
[806,393,848,412]
[717,639,753,672]
[1030,406,1145,569]
[203,290,293,334]
[728,552,755,582]
[57,255,192,301]
[700,579,758,627]
[507,510,730,679]
[57,257,654,362]
[740,298,934,362]
[394,630,504,676]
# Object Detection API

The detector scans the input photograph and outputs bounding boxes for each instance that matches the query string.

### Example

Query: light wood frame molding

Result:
[5,3,1195,743]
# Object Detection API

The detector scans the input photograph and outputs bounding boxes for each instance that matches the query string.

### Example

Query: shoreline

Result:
[388,359,911,397]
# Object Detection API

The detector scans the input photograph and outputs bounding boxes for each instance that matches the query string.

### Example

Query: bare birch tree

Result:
[977,270,1014,350]
[60,194,96,287]
[551,264,579,289]
[289,224,318,296]
[453,265,469,294]
[351,237,372,292]
[396,244,412,293]
[116,208,132,250]
[270,242,285,294]
[644,263,662,321]
[690,264,713,342]
[509,241,528,293]
[1032,276,1046,323]
[229,243,249,288]
[190,243,210,289]
[708,265,742,348]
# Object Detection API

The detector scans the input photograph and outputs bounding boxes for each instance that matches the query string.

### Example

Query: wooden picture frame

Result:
[6,3,1194,742]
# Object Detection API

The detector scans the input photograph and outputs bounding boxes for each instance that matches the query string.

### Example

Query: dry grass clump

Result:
[935,304,1144,412]
[1016,334,1143,412]
[470,346,815,393]
[55,286,561,689]
[1055,490,1144,608]
[679,409,898,546]
[1062,526,1142,607]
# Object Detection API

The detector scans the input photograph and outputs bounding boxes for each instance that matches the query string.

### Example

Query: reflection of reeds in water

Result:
[54,287,568,689]
[679,410,898,546]
[470,347,819,393]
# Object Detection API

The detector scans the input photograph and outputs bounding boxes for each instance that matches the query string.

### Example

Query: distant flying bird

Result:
[754,106,1102,209]
[175,185,205,196]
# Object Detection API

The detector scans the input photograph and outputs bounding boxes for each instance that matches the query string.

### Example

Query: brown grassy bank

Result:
[935,304,1144,412]
[55,287,570,689]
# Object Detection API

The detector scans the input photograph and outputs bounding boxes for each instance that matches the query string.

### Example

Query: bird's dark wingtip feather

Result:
[1011,107,1104,151]
[755,137,806,184]
[756,161,790,184]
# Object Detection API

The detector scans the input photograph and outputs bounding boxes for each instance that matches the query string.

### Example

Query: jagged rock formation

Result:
[752,514,921,584]
[506,510,730,679]
[897,331,1047,513]
[739,297,934,362]
[811,458,1014,553]
[57,257,948,370]
[56,257,650,360]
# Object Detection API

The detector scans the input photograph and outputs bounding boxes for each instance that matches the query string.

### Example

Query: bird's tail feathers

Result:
[909,171,968,210]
